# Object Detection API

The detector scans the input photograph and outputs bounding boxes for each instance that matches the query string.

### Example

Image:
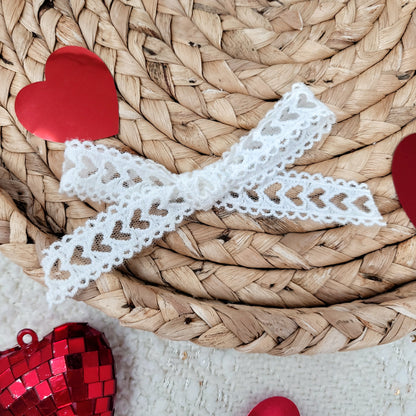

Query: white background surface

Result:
[0,253,415,416]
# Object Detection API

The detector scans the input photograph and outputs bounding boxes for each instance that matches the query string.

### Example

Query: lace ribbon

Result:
[42,83,384,304]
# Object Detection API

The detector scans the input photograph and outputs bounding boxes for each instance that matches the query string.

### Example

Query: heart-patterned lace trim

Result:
[42,83,384,304]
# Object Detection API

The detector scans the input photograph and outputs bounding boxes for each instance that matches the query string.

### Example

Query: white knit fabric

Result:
[42,83,384,304]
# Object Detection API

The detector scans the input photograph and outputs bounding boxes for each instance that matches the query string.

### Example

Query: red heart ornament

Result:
[0,323,116,416]
[15,46,119,143]
[248,396,300,416]
[392,133,416,227]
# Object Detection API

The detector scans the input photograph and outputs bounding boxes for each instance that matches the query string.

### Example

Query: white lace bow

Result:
[42,83,384,304]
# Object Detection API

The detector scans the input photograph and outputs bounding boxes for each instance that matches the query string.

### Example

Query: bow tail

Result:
[42,193,191,304]
[217,170,385,226]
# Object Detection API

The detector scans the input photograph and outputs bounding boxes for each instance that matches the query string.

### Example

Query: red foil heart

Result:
[15,46,119,143]
[0,323,116,415]
[392,133,416,227]
[248,396,300,416]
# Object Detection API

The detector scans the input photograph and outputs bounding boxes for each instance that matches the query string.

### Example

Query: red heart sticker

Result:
[248,396,300,416]
[15,46,119,143]
[392,133,416,227]
[0,323,116,415]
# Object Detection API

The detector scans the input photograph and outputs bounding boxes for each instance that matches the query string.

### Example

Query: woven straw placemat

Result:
[1,0,416,355]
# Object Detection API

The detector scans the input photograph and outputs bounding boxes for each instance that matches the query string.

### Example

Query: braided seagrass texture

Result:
[1,0,416,355]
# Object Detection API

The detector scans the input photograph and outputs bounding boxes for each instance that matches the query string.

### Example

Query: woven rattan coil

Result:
[1,0,416,355]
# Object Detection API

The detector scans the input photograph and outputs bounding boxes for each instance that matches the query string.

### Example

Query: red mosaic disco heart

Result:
[248,396,300,416]
[392,133,416,227]
[15,46,119,143]
[0,323,116,416]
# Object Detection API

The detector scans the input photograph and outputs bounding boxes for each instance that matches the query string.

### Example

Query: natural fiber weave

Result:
[1,0,416,355]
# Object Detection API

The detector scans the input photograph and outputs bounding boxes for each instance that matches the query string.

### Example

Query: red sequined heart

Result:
[0,323,116,416]
[15,46,119,143]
